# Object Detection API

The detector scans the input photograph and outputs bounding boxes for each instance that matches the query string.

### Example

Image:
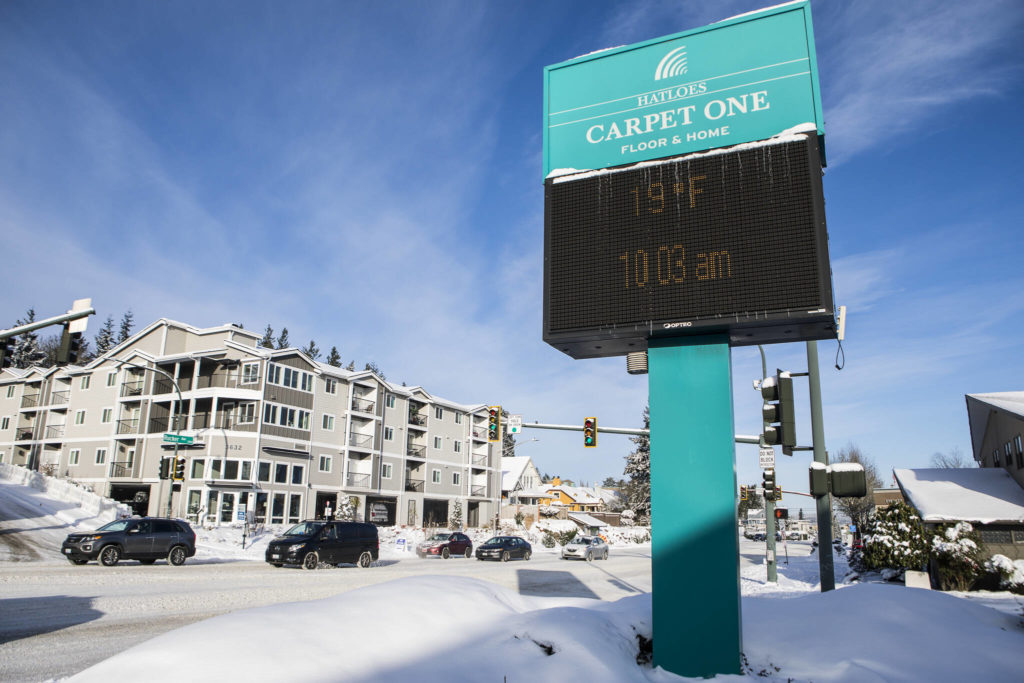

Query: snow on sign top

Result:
[542,0,824,176]
[894,468,1024,524]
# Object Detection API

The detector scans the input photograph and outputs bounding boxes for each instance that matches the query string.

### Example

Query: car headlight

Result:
[288,543,306,553]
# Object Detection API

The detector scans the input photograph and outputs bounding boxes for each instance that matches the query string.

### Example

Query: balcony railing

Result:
[44,424,65,439]
[109,461,133,478]
[349,433,374,449]
[16,429,33,441]
[21,393,40,408]
[408,412,427,427]
[120,380,145,397]
[351,397,375,413]
[116,418,139,435]
[471,485,486,497]
[405,478,424,493]
[49,390,70,406]
[472,429,488,440]
[346,472,371,488]
[153,376,193,394]
[471,454,487,467]
[407,444,426,459]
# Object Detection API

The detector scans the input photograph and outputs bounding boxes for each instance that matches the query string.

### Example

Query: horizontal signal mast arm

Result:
[522,421,762,444]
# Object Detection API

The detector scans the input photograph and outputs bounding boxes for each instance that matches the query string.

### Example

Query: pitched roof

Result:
[893,468,1024,524]
[568,512,608,528]
[965,392,1024,461]
[501,456,533,491]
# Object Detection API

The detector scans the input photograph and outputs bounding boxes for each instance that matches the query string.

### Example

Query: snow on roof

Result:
[567,512,608,528]
[501,457,532,491]
[546,485,601,505]
[893,468,1024,524]
[966,392,1024,461]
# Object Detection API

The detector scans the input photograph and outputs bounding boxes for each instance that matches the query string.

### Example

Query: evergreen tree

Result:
[345,360,356,371]
[260,325,275,349]
[623,403,651,522]
[501,408,516,457]
[364,361,385,380]
[10,309,44,369]
[737,484,764,521]
[38,334,61,367]
[94,315,117,355]
[861,501,929,572]
[798,508,805,521]
[117,310,135,343]
[325,346,342,367]
[449,500,463,530]
[301,340,321,361]
[276,327,290,349]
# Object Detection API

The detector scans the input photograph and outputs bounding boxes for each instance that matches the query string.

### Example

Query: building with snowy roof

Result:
[893,468,1024,561]
[965,392,1024,488]
[544,477,604,512]
[500,455,544,503]
[0,318,501,528]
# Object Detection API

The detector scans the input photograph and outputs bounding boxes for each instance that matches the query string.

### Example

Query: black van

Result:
[265,520,379,569]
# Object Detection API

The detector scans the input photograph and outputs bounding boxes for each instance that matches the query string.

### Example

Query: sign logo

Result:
[655,46,687,80]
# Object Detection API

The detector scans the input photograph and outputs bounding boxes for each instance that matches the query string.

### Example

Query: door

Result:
[318,523,344,563]
[206,490,219,526]
[124,519,156,558]
[220,492,235,523]
[337,524,360,564]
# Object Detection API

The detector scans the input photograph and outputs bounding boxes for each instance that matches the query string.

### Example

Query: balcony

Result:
[109,461,133,478]
[21,393,40,409]
[116,418,140,435]
[120,380,145,397]
[44,424,65,440]
[351,397,375,413]
[408,412,427,428]
[349,433,374,449]
[15,429,33,441]
[148,415,185,433]
[471,454,487,467]
[49,390,69,406]
[471,429,488,440]
[153,376,192,394]
[407,444,426,459]
[471,485,486,497]
[405,478,424,493]
[346,472,371,488]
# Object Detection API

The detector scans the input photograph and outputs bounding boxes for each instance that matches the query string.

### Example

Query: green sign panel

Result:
[163,433,194,445]
[543,1,824,177]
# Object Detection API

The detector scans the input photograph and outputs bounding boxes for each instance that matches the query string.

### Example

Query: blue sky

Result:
[2,0,1023,505]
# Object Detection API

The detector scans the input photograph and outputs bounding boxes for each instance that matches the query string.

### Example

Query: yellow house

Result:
[544,477,603,513]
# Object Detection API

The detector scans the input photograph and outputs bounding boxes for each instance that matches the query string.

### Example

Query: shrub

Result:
[860,501,929,573]
[514,510,525,527]
[984,554,1024,594]
[542,532,556,548]
[931,522,982,591]
[555,529,578,546]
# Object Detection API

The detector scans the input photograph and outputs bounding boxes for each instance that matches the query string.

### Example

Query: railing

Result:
[120,380,145,397]
[471,485,486,497]
[153,376,193,394]
[408,412,427,427]
[21,393,40,408]
[116,418,139,435]
[16,429,33,441]
[472,429,487,439]
[472,454,487,467]
[351,397,375,413]
[109,461,133,478]
[405,478,424,493]
[44,424,65,439]
[49,390,69,406]
[407,444,426,459]
[192,413,211,430]
[346,472,371,488]
[349,433,374,449]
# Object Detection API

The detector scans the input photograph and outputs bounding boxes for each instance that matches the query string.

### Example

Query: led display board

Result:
[543,1,824,177]
[543,134,835,359]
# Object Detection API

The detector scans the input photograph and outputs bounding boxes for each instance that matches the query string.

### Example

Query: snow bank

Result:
[0,462,128,521]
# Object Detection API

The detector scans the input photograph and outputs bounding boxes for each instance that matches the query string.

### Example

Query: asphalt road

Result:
[0,547,654,682]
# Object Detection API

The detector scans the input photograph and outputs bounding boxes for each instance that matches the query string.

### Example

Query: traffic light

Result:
[159,457,171,480]
[0,337,10,369]
[174,457,186,481]
[761,371,796,455]
[583,417,597,448]
[487,406,501,442]
[57,324,85,365]
[774,507,788,520]
[739,485,748,501]
[763,469,776,501]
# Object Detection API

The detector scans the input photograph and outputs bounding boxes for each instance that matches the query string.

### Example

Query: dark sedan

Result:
[416,532,473,559]
[475,535,532,562]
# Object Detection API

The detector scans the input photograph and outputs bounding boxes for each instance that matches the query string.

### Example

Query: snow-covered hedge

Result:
[931,522,982,592]
[984,554,1024,594]
[860,501,929,573]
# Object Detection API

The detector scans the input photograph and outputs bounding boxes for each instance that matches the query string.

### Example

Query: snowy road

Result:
[0,548,653,681]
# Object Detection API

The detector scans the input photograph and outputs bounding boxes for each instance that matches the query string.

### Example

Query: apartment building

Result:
[0,319,501,528]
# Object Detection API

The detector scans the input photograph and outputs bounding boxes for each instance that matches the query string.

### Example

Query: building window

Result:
[453,471,461,486]
[267,364,281,385]
[455,413,462,425]
[382,462,393,479]
[288,494,302,524]
[431,469,441,484]
[69,449,80,465]
[271,493,286,524]
[6,386,14,398]
[95,448,107,465]
[298,410,310,430]
[258,462,271,482]
[106,371,117,387]
[0,417,8,430]
[263,404,278,425]
[434,406,443,420]
[433,436,442,449]
[322,414,335,431]
[80,376,90,390]
[454,441,462,453]
[384,427,394,441]
[291,465,304,485]
[75,410,86,425]
[325,378,337,394]
[238,403,256,424]
[386,394,395,408]
[241,363,259,384]
[319,455,331,472]
[101,408,113,424]
[190,459,205,479]
[275,463,288,483]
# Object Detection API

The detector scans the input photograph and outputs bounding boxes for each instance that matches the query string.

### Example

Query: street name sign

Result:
[163,433,194,445]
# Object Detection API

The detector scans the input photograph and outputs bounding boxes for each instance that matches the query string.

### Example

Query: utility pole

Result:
[807,340,835,591]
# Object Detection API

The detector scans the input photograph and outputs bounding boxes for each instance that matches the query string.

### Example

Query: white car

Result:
[560,535,609,562]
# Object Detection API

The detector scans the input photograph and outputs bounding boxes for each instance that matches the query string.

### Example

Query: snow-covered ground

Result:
[3,466,1023,682]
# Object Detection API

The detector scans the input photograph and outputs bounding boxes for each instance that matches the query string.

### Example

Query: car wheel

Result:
[357,551,373,568]
[302,551,319,570]
[168,545,188,566]
[99,545,120,567]
[441,547,450,559]
[139,558,157,565]
[67,558,88,565]
[524,550,531,561]
[272,563,283,568]
[464,547,472,559]
[500,550,510,562]
[585,551,593,562]
[603,550,609,560]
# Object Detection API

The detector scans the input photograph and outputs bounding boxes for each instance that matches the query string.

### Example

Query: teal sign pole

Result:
[649,335,741,676]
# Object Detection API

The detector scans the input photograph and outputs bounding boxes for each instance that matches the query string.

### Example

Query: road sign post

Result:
[649,335,741,676]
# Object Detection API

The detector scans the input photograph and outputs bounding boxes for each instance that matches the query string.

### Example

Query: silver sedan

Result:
[560,535,609,562]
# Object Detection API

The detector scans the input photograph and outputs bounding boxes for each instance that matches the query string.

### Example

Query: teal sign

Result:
[163,433,193,444]
[543,1,824,177]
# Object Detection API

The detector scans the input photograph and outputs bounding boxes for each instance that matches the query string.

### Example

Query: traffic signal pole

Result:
[807,341,836,591]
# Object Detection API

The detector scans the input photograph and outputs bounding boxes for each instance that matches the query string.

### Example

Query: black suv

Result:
[61,518,197,566]
[266,520,379,569]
